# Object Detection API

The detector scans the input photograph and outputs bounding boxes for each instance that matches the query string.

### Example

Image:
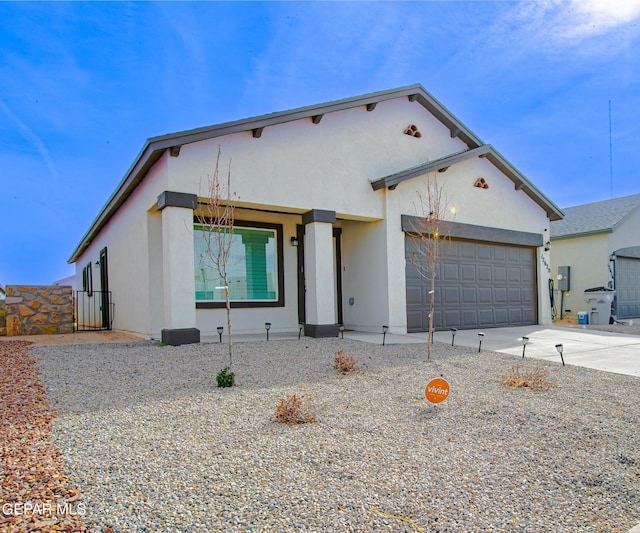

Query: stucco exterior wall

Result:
[610,208,640,252]
[167,98,468,220]
[550,234,609,315]
[74,153,171,337]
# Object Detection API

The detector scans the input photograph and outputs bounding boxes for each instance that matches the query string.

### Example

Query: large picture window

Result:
[194,221,284,308]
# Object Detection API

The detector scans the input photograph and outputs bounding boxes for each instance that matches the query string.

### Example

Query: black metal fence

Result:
[74,291,113,331]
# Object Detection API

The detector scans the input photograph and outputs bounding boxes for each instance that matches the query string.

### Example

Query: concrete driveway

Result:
[345,326,640,377]
[433,325,640,377]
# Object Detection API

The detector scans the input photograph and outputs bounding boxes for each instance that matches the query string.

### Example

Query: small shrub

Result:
[216,366,235,388]
[502,365,557,391]
[334,349,357,374]
[274,393,316,424]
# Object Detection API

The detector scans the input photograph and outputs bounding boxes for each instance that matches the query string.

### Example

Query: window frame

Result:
[82,262,93,296]
[194,219,285,309]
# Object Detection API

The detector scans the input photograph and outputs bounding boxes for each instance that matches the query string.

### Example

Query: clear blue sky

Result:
[1,1,639,285]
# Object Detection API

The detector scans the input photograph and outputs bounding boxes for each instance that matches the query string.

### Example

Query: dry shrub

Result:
[502,364,557,391]
[274,393,316,425]
[334,349,357,374]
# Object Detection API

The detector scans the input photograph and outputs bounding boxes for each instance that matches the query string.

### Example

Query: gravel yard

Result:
[31,338,640,533]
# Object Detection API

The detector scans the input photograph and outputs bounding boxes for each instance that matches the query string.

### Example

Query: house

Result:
[68,84,563,345]
[550,193,640,321]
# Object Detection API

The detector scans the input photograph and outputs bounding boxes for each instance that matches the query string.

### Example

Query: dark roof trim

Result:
[402,215,543,247]
[372,145,564,222]
[68,84,488,264]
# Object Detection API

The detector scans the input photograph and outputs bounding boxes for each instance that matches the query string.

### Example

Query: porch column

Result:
[157,191,200,345]
[303,209,338,338]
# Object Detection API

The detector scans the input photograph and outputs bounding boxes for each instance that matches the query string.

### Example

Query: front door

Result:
[99,247,111,329]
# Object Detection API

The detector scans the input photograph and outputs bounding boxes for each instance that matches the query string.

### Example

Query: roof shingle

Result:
[550,193,640,239]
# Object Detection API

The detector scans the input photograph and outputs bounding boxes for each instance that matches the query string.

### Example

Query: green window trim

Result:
[194,220,285,309]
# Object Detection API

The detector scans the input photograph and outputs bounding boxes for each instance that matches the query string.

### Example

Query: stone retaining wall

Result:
[0,300,6,336]
[4,285,73,336]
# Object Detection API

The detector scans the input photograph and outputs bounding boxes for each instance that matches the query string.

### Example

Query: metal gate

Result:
[74,291,113,331]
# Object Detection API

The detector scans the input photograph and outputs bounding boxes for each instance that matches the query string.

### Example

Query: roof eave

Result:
[550,228,613,241]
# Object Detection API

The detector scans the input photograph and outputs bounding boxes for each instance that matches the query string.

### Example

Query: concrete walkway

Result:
[215,325,640,377]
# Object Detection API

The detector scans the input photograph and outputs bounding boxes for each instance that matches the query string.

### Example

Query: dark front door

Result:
[99,247,111,329]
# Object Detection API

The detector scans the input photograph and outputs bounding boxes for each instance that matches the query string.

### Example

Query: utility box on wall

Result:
[558,266,570,292]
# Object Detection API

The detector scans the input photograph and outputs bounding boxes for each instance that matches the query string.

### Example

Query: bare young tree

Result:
[196,146,237,368]
[410,174,452,360]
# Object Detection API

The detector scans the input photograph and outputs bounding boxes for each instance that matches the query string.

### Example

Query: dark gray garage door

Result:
[406,237,537,332]
[616,257,640,319]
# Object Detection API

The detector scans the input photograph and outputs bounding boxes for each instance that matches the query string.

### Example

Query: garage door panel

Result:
[478,287,493,303]
[493,266,507,282]
[462,287,476,303]
[461,264,476,281]
[461,310,479,327]
[478,265,493,282]
[508,288,522,303]
[406,236,537,331]
[494,287,508,303]
[479,309,495,325]
[406,286,422,307]
[616,257,640,319]
[495,309,509,325]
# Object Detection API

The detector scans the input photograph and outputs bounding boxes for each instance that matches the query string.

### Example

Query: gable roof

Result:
[370,145,564,221]
[550,193,640,240]
[68,84,560,263]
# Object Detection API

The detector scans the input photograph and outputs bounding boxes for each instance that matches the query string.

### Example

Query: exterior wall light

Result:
[217,326,224,343]
[555,343,565,366]
[291,237,299,247]
[265,322,271,341]
[451,328,457,346]
[478,332,485,353]
[522,336,529,358]
[382,325,389,346]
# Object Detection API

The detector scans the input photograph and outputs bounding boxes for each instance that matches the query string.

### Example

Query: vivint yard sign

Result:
[425,377,450,404]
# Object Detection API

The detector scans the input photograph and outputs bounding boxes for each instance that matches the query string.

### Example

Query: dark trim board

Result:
[157,191,198,210]
[162,328,201,346]
[402,215,543,247]
[304,323,339,338]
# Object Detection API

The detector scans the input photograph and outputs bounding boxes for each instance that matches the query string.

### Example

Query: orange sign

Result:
[425,377,450,404]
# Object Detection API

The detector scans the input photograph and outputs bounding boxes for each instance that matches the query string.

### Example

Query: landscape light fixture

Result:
[265,322,271,341]
[217,326,224,344]
[451,328,458,346]
[555,343,565,366]
[382,325,389,346]
[522,336,529,358]
[339,324,345,339]
[478,332,485,353]
[298,323,304,340]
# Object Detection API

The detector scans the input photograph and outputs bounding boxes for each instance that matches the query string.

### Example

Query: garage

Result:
[615,250,640,319]
[406,235,537,332]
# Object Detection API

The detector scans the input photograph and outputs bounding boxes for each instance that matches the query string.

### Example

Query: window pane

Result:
[194,224,278,302]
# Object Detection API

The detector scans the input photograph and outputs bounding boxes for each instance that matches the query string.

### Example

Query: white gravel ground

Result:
[34,338,640,533]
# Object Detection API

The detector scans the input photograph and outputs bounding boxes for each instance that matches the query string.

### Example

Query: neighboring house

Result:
[550,193,640,320]
[68,84,563,345]
[54,274,76,287]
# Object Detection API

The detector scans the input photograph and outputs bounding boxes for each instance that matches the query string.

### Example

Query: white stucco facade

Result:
[70,85,562,343]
